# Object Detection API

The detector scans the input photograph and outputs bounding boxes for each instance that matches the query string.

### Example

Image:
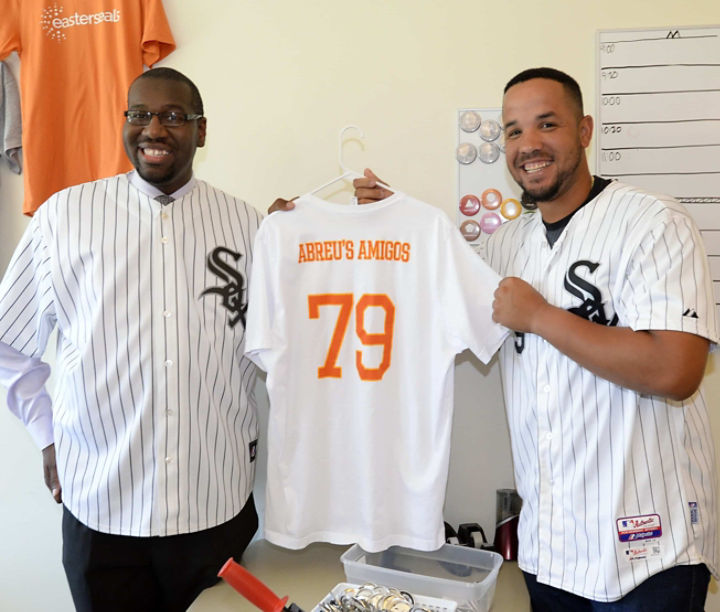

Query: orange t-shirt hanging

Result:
[0,1,176,215]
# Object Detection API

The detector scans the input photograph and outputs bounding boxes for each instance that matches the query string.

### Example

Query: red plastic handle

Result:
[218,557,289,612]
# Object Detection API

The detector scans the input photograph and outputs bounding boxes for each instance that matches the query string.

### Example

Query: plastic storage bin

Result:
[341,544,503,612]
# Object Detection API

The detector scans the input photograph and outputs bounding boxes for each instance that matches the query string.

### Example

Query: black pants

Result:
[62,494,258,612]
[523,563,710,612]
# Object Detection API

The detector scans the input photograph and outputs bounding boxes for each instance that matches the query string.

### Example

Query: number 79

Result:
[308,293,395,381]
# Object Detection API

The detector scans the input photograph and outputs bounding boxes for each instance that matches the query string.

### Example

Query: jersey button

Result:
[161,236,169,244]
[163,310,172,318]
[164,359,173,368]
[165,456,173,463]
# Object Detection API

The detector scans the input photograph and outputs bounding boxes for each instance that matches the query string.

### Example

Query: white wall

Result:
[1,2,719,610]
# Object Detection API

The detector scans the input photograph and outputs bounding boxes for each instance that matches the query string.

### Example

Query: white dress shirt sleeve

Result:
[0,341,53,449]
[0,211,56,450]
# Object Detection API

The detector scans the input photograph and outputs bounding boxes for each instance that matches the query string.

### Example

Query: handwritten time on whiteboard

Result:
[597,26,720,318]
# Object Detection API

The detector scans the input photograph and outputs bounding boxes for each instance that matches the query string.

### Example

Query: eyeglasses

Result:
[124,110,203,127]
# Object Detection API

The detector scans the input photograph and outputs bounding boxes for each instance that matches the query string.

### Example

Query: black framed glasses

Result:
[124,110,203,127]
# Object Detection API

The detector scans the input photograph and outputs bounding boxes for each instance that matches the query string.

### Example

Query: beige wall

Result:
[0,2,719,610]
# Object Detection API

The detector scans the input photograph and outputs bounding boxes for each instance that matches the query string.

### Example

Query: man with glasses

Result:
[0,67,262,612]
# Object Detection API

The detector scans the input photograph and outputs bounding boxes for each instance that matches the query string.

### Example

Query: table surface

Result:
[189,539,530,611]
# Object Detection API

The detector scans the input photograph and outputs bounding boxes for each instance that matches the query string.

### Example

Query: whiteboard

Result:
[597,25,720,321]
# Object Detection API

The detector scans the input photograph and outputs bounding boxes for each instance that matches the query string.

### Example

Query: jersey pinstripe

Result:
[485,181,719,601]
[0,173,262,537]
[245,192,508,552]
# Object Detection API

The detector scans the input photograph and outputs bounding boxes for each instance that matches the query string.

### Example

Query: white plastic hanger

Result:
[309,125,393,202]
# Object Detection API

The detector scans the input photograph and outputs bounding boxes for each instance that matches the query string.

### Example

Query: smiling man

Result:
[0,68,262,612]
[350,67,719,611]
[123,71,206,195]
[489,67,718,611]
[501,70,593,221]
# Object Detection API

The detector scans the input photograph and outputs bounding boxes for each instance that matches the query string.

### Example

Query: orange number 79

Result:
[307,293,395,381]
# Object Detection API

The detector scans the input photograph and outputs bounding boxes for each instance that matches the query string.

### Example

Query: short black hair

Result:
[504,67,583,116]
[131,67,204,115]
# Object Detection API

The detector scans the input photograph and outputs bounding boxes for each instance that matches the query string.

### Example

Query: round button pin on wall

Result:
[480,212,502,234]
[459,194,481,216]
[501,198,522,220]
[478,141,500,164]
[456,142,478,164]
[481,188,502,210]
[460,219,481,241]
[479,118,501,142]
[459,110,482,133]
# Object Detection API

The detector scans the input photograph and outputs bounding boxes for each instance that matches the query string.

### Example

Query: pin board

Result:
[597,25,720,321]
[455,108,522,255]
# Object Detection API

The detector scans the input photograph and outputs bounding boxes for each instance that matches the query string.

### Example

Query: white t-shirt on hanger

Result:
[246,191,508,552]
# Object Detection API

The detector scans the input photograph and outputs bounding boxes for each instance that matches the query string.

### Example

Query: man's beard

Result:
[520,189,539,210]
[517,146,583,211]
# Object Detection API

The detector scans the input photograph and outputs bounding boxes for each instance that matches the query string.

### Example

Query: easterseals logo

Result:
[41,3,121,42]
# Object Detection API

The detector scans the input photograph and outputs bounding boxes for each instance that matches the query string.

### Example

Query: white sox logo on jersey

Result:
[564,260,619,327]
[514,259,617,354]
[200,247,247,328]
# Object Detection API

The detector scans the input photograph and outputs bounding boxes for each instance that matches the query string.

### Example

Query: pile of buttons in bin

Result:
[317,583,436,612]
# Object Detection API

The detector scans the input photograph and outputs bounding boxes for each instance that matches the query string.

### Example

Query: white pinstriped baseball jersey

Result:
[485,180,719,601]
[0,172,262,537]
[245,192,508,552]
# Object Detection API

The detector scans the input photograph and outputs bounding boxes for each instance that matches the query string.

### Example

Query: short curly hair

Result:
[131,67,204,115]
[504,67,583,117]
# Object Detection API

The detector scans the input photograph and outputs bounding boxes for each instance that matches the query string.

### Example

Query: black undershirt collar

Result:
[543,176,612,247]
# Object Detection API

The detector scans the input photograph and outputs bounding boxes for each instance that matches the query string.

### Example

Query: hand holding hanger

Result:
[308,125,393,203]
[353,168,393,204]
[267,196,297,215]
[267,126,393,214]
[266,165,392,214]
